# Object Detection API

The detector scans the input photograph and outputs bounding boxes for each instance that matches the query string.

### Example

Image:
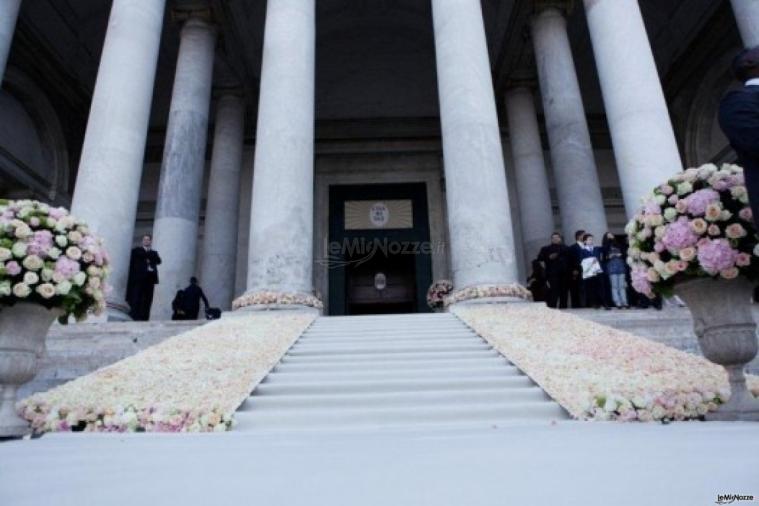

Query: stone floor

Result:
[1,422,757,505]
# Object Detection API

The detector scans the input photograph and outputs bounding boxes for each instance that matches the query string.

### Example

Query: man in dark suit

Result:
[126,234,161,321]
[719,46,759,223]
[567,229,586,308]
[538,232,570,309]
[179,277,210,320]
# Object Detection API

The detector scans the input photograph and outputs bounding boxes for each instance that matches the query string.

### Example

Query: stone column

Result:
[70,0,165,320]
[431,0,519,289]
[243,0,315,299]
[531,3,608,240]
[505,84,555,265]
[199,92,245,311]
[731,0,759,47]
[584,0,682,218]
[150,16,216,320]
[0,0,21,82]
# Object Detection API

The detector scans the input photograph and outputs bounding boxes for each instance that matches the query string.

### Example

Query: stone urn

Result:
[675,277,759,421]
[0,303,61,437]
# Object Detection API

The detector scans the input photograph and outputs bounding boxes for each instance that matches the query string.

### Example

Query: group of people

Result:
[125,234,214,321]
[529,230,659,311]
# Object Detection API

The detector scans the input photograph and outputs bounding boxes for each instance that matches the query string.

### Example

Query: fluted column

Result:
[505,84,555,265]
[151,16,216,320]
[0,0,21,82]
[244,0,315,298]
[731,0,759,47]
[70,0,166,320]
[584,0,682,217]
[432,0,519,289]
[532,3,608,240]
[199,92,245,311]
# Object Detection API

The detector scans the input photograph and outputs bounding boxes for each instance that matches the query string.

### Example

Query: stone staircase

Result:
[235,312,568,432]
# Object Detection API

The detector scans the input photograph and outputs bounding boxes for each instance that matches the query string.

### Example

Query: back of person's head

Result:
[733,46,759,82]
[574,230,586,241]
[190,277,198,285]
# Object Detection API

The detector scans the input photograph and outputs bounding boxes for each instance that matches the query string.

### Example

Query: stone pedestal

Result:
[584,0,682,218]
[151,17,216,320]
[731,0,759,47]
[505,85,555,265]
[199,93,245,311]
[70,0,166,321]
[432,0,519,289]
[0,0,21,82]
[531,5,608,240]
[244,0,315,301]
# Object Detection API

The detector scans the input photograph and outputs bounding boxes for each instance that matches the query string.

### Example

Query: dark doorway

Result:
[328,183,433,316]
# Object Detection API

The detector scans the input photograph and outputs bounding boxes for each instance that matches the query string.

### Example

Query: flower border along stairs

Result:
[234,312,568,432]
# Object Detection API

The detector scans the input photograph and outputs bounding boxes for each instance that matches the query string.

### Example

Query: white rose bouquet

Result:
[0,199,110,322]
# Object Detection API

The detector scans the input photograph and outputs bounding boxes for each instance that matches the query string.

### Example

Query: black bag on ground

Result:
[205,307,221,320]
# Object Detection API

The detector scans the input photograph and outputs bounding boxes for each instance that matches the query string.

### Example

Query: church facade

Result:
[0,0,756,318]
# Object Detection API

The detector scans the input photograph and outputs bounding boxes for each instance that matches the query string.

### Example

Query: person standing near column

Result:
[126,234,161,321]
[719,47,759,225]
[538,232,570,309]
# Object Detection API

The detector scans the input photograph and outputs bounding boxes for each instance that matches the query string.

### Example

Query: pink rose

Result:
[739,207,753,222]
[725,223,747,239]
[679,247,696,262]
[690,219,707,235]
[736,253,752,267]
[708,225,721,236]
[720,267,739,279]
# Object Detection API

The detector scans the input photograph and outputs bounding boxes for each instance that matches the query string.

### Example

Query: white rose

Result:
[0,281,10,296]
[663,207,678,222]
[14,224,32,239]
[66,247,82,261]
[82,252,95,263]
[11,242,27,258]
[23,271,39,285]
[0,247,10,262]
[73,271,86,286]
[55,235,67,248]
[22,255,44,271]
[88,277,101,289]
[46,218,57,228]
[67,231,83,244]
[35,283,56,299]
[676,182,693,195]
[12,283,31,298]
[86,265,101,277]
[55,280,72,296]
[40,268,54,282]
[52,272,65,284]
[47,247,61,260]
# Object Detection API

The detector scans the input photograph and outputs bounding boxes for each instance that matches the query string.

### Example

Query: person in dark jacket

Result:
[126,234,161,321]
[537,232,570,308]
[527,259,548,303]
[602,232,630,309]
[179,277,210,320]
[719,46,759,223]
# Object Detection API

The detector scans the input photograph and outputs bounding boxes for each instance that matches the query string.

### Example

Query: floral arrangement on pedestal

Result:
[232,290,323,311]
[426,280,453,310]
[0,199,110,322]
[625,163,759,421]
[443,283,532,307]
[625,163,758,297]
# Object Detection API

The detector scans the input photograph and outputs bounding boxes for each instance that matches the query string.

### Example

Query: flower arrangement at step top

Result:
[0,199,110,322]
[626,164,759,298]
[426,279,453,310]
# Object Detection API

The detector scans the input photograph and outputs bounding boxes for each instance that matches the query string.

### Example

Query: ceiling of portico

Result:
[11,0,733,135]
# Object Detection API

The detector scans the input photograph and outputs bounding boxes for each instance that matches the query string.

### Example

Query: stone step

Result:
[233,400,566,431]
[253,375,535,396]
[301,328,476,338]
[279,348,501,364]
[272,356,511,373]
[239,387,548,411]
[261,364,523,384]
[286,342,490,356]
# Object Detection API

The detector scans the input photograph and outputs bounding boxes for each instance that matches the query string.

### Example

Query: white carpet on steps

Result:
[235,313,568,432]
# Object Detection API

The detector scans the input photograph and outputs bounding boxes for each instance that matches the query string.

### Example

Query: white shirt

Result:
[746,78,759,87]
